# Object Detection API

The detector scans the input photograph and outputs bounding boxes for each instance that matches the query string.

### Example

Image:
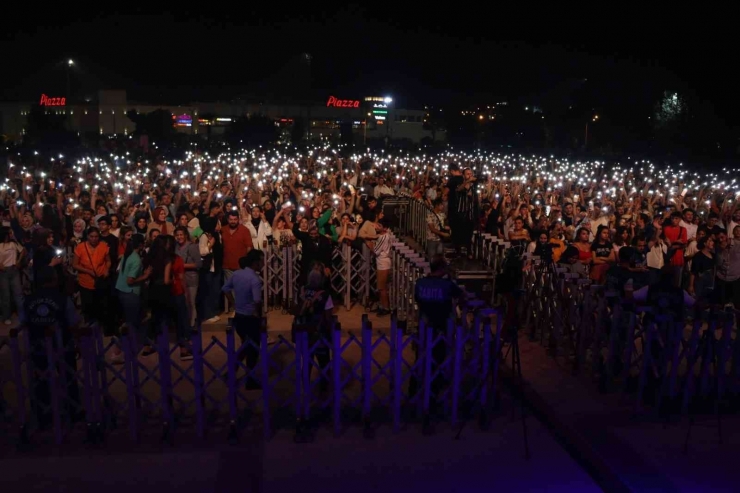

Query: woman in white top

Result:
[272,208,295,248]
[0,227,26,325]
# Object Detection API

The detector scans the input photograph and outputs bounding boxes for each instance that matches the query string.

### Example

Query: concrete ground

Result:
[0,401,599,493]
[0,307,602,492]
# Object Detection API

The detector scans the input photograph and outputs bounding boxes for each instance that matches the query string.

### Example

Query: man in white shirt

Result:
[680,208,698,241]
[373,177,394,198]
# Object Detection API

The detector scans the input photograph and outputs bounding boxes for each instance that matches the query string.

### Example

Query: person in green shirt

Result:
[116,235,151,349]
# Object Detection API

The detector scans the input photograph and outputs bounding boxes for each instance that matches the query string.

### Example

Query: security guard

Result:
[20,266,81,426]
[414,254,463,397]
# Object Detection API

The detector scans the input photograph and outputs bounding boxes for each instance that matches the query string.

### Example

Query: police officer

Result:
[413,254,464,398]
[20,266,81,426]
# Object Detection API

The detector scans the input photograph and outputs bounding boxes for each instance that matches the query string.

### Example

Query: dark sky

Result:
[1,7,736,121]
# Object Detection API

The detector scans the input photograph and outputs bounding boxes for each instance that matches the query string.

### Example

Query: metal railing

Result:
[0,306,503,446]
[259,242,378,314]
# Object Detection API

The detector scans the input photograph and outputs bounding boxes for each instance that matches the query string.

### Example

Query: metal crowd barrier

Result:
[494,245,740,417]
[406,197,432,251]
[0,308,505,446]
[260,242,377,313]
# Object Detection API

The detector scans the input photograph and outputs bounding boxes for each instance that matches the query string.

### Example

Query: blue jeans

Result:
[197,271,221,322]
[118,290,144,345]
[0,266,24,321]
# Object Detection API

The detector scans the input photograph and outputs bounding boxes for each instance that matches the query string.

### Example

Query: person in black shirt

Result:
[98,216,119,277]
[21,266,81,427]
[688,236,715,301]
[562,202,575,228]
[414,255,464,398]
[293,224,333,287]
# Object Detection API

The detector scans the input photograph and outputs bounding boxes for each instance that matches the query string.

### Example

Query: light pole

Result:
[66,59,74,102]
[585,114,598,148]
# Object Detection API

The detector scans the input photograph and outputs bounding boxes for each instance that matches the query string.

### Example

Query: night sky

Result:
[1,7,736,123]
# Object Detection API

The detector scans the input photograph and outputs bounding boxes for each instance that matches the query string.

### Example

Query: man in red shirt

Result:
[221,210,253,315]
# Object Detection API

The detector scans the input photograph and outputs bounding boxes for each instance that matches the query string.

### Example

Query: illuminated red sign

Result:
[39,94,66,106]
[326,96,360,108]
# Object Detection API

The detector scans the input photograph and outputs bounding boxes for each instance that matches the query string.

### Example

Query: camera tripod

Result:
[455,288,530,460]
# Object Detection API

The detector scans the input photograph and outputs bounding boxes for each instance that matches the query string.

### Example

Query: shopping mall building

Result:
[0,90,445,144]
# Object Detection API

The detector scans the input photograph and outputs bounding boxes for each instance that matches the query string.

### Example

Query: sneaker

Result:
[376,308,390,317]
[3,320,11,326]
[267,335,277,345]
[204,316,221,324]
[179,348,193,361]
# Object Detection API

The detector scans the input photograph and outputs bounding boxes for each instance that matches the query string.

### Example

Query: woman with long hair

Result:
[175,226,201,328]
[0,226,26,325]
[109,213,122,238]
[118,226,133,258]
[612,226,630,256]
[197,217,222,325]
[32,228,65,290]
[590,225,615,284]
[569,227,593,276]
[115,235,150,348]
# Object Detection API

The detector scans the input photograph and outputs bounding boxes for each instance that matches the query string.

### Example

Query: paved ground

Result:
[0,401,600,493]
[3,302,737,492]
[0,308,601,492]
[514,334,739,493]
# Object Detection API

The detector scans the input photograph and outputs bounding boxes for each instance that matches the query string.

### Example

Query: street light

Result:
[65,59,75,102]
[585,115,599,148]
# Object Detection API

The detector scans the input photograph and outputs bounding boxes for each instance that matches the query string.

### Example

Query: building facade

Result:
[0,90,445,145]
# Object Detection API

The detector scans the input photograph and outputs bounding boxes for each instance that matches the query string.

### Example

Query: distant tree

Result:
[23,105,79,151]
[199,112,216,140]
[291,117,306,144]
[339,121,353,146]
[126,108,176,144]
[227,114,278,147]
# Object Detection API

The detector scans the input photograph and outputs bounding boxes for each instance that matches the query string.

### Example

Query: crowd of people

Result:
[1,147,739,368]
